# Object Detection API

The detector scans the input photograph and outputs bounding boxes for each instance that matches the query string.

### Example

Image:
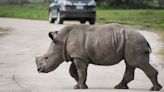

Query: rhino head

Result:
[36,31,64,73]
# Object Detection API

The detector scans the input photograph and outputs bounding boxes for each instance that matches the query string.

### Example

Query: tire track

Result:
[12,72,32,92]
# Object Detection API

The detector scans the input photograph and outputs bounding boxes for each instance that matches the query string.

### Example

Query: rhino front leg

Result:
[115,62,135,89]
[73,59,89,89]
[69,62,79,82]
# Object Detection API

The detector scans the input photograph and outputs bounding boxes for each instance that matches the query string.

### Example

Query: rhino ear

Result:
[49,32,54,40]
[49,31,59,43]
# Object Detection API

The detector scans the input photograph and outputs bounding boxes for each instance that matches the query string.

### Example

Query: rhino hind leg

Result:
[69,62,79,82]
[138,64,162,91]
[115,62,135,89]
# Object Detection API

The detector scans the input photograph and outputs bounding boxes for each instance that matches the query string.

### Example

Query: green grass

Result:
[96,9,164,30]
[0,6,164,30]
[0,6,48,20]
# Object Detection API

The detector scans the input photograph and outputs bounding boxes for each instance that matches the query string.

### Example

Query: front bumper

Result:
[60,10,96,20]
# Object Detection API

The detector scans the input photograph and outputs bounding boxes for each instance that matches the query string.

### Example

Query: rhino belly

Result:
[86,38,124,65]
[89,50,124,65]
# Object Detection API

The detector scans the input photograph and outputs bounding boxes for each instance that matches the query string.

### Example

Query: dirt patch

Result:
[156,50,164,61]
[155,30,164,41]
[155,30,164,60]
[0,27,13,32]
[0,63,5,65]
[0,27,12,37]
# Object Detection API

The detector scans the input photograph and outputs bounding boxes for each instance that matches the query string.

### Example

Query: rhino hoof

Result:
[74,84,88,89]
[74,84,80,89]
[150,85,162,91]
[79,84,88,89]
[114,84,129,89]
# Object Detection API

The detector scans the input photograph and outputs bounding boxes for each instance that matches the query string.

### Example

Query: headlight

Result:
[88,0,96,6]
[63,0,72,5]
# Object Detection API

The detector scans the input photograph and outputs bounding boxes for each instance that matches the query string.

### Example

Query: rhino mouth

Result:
[37,67,48,73]
[36,57,49,73]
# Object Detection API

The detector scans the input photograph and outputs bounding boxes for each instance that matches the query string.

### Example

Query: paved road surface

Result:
[0,18,164,92]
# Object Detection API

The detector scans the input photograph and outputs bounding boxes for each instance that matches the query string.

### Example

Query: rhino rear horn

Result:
[49,31,59,43]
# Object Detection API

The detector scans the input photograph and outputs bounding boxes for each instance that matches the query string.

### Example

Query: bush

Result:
[95,0,164,9]
[5,0,29,5]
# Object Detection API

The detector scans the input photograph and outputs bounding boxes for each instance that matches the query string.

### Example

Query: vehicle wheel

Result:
[49,11,55,23]
[56,12,63,24]
[89,18,95,25]
[80,20,86,24]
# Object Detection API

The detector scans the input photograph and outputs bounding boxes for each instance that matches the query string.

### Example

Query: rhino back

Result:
[85,25,125,65]
[67,24,125,65]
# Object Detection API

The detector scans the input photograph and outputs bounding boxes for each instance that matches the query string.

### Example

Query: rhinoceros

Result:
[35,24,162,91]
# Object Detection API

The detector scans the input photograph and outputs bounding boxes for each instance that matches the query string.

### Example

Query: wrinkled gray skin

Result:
[36,24,162,91]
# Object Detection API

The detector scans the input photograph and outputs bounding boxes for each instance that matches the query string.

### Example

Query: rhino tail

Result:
[145,41,152,54]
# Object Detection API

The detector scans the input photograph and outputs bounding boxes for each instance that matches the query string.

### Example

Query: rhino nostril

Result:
[37,67,45,72]
[37,67,40,71]
[37,67,41,71]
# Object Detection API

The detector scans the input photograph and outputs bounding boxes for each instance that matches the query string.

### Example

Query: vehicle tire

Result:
[80,20,86,24]
[49,11,55,23]
[89,18,95,25]
[56,11,63,24]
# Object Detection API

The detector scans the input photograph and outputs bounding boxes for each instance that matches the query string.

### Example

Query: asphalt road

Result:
[0,18,164,92]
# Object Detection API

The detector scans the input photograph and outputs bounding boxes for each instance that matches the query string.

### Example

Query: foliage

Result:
[0,0,50,6]
[95,0,164,8]
[3,0,29,6]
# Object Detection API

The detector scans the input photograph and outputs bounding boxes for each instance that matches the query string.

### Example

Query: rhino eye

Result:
[45,57,48,59]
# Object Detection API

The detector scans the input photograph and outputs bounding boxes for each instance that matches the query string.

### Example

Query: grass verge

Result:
[0,6,164,30]
[0,6,48,20]
[96,9,164,30]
